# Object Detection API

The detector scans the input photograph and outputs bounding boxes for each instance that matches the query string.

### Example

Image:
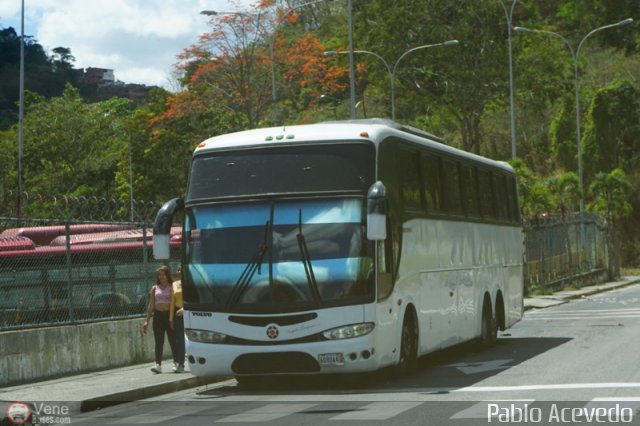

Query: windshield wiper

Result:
[226,220,270,309]
[297,209,322,304]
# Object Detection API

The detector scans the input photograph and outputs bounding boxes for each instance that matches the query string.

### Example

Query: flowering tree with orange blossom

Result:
[161,1,350,129]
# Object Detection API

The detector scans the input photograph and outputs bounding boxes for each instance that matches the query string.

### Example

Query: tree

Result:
[546,171,581,272]
[177,6,276,127]
[13,85,132,216]
[0,27,81,130]
[510,159,554,219]
[582,80,640,182]
[549,94,578,172]
[588,168,632,278]
[546,171,581,219]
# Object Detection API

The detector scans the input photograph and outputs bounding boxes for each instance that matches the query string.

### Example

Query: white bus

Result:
[153,119,523,381]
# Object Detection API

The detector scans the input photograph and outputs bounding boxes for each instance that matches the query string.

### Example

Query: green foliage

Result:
[582,79,640,181]
[510,159,554,218]
[5,85,132,216]
[587,168,632,222]
[0,27,78,130]
[549,94,578,171]
[546,171,581,217]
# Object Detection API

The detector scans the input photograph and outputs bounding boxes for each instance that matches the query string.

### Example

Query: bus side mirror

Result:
[153,197,184,259]
[367,181,387,241]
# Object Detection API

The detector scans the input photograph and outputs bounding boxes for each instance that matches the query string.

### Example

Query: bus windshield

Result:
[183,198,374,314]
[186,143,375,201]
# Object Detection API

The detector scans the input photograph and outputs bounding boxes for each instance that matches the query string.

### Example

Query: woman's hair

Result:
[156,265,173,285]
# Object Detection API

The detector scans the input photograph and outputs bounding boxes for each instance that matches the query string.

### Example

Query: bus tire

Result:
[397,310,418,374]
[479,299,498,348]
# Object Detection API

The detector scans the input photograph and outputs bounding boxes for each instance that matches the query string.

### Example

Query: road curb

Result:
[79,375,229,413]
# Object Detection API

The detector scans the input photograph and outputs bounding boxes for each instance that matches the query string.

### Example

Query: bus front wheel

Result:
[397,311,418,374]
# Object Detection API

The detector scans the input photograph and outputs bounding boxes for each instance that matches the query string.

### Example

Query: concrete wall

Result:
[0,318,173,387]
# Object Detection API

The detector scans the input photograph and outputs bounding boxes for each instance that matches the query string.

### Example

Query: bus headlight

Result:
[322,323,375,340]
[185,328,228,344]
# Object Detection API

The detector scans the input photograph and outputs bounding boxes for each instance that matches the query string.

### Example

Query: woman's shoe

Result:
[150,363,162,374]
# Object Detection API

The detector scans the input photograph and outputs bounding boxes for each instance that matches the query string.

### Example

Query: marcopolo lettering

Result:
[192,311,213,317]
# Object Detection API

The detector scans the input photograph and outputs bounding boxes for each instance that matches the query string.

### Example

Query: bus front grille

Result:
[231,351,320,374]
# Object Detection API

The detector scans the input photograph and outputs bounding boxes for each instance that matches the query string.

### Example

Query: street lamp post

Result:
[514,18,634,215]
[499,0,518,160]
[325,40,459,120]
[17,0,25,219]
[347,0,356,119]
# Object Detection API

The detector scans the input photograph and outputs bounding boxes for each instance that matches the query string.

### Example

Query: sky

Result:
[0,0,251,89]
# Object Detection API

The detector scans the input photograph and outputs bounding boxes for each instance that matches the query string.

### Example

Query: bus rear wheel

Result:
[479,300,498,348]
[397,313,418,374]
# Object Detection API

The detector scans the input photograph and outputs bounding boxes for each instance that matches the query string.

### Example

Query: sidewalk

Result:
[1,276,638,417]
[0,362,231,415]
[523,275,640,310]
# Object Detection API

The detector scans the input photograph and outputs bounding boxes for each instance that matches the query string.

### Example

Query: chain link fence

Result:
[0,217,181,331]
[523,212,610,293]
[0,190,160,223]
[0,190,612,330]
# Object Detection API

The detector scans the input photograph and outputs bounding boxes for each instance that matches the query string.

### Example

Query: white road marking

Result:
[108,405,211,424]
[330,401,422,420]
[216,403,317,422]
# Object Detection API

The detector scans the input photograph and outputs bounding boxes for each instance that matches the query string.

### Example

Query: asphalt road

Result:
[71,283,640,425]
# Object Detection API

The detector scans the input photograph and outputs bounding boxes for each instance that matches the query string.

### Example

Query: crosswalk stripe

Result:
[216,403,317,423]
[108,404,211,424]
[72,397,640,424]
[330,401,422,420]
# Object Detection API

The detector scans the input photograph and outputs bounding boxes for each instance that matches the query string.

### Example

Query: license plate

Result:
[318,353,345,366]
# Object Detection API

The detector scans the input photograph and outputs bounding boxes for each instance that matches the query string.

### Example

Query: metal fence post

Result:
[64,221,75,323]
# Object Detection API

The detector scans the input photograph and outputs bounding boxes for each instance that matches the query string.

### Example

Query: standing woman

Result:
[143,265,176,374]
[169,265,185,373]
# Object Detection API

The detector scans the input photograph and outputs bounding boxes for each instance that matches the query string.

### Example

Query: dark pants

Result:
[173,310,185,367]
[152,310,175,365]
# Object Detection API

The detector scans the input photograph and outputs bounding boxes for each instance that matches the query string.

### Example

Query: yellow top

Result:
[169,280,183,321]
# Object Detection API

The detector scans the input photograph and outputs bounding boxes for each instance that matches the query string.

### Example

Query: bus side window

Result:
[507,176,520,223]
[493,174,509,221]
[461,164,480,217]
[422,153,442,213]
[399,147,423,212]
[478,169,495,219]
[442,159,463,215]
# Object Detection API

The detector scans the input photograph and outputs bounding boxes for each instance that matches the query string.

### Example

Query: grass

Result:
[621,267,640,276]
[527,284,555,296]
